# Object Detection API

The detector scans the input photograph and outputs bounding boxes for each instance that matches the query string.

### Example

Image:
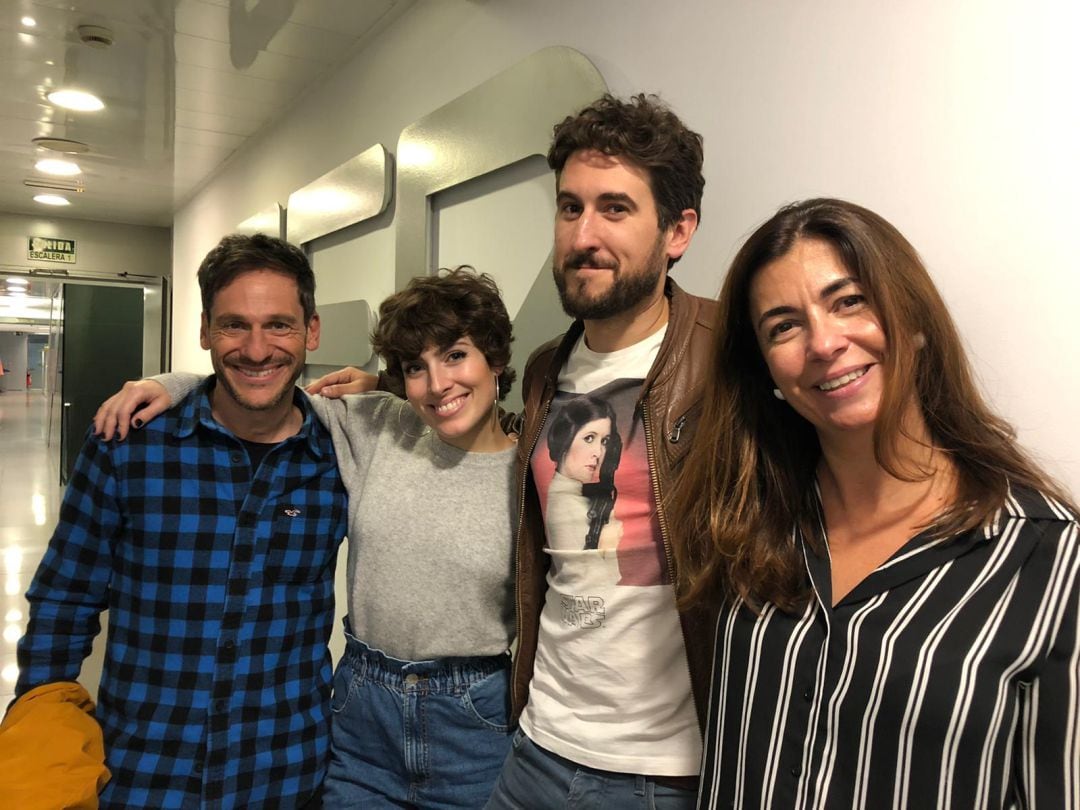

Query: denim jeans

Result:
[484,729,697,810]
[322,631,514,809]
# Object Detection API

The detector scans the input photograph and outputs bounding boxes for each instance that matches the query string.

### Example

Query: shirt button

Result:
[222,639,235,650]
[214,699,226,713]
[230,453,243,464]
[803,688,812,702]
[790,765,801,777]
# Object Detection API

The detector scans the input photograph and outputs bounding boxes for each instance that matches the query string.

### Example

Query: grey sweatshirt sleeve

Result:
[148,372,204,406]
[147,371,354,437]
[304,389,335,431]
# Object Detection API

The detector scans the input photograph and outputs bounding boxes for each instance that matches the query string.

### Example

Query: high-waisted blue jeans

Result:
[322,629,514,809]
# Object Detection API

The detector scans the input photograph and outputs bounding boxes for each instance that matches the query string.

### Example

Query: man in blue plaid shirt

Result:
[15,234,348,808]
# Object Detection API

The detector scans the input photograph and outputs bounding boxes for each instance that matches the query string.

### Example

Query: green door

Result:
[61,285,145,483]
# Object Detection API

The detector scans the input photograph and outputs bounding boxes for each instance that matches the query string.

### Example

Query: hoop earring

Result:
[491,373,501,431]
[773,388,785,401]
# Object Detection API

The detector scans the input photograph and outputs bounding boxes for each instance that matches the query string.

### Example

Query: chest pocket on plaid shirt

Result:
[264,504,338,584]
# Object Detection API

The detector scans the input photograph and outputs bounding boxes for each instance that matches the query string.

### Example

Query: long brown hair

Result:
[670,198,1075,613]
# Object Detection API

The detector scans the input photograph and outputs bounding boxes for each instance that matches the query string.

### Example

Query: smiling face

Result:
[750,238,886,444]
[559,417,613,484]
[402,336,502,452]
[552,149,692,321]
[200,268,319,420]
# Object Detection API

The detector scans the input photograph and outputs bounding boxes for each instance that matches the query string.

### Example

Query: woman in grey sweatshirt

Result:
[96,268,519,809]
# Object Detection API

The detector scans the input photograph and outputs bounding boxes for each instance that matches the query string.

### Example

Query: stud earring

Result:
[773,388,785,401]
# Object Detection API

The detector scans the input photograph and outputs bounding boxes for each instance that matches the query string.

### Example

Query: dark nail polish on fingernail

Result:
[133,418,143,428]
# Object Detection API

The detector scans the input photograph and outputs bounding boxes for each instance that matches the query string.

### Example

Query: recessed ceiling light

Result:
[47,89,104,112]
[21,16,36,27]
[33,193,70,206]
[35,158,81,176]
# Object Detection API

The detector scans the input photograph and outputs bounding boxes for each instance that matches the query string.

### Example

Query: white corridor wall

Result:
[171,0,1080,495]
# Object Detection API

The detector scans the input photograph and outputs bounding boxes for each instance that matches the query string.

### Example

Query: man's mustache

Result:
[225,354,292,368]
[560,250,618,271]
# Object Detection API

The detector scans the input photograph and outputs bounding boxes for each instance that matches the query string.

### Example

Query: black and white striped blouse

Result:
[697,486,1079,810]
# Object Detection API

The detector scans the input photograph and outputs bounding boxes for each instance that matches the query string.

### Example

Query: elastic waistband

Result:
[341,629,510,693]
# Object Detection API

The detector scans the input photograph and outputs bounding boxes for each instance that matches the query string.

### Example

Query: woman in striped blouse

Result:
[670,198,1079,809]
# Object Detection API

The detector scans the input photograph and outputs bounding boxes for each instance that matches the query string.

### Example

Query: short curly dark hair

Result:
[198,233,316,322]
[372,267,516,399]
[547,93,705,237]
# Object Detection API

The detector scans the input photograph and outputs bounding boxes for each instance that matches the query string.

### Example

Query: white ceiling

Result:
[0,0,413,228]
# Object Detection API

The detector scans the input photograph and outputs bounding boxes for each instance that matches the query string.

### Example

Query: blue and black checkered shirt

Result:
[17,379,348,808]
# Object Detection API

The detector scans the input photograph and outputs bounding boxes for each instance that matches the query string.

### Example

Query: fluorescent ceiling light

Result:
[47,89,105,112]
[22,16,36,27]
[5,278,29,288]
[33,193,70,206]
[35,158,81,176]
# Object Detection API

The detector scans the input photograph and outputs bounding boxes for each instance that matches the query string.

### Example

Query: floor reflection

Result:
[0,391,106,706]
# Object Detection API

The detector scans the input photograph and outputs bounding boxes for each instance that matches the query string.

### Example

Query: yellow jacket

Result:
[0,681,110,809]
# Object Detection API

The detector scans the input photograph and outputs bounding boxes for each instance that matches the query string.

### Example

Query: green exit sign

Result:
[28,236,77,263]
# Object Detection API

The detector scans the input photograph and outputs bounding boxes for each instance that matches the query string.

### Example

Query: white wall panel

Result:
[434,158,554,324]
[172,0,1080,494]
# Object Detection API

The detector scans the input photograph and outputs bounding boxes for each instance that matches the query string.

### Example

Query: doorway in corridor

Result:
[59,284,146,483]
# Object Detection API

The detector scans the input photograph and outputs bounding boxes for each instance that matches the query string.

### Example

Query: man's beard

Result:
[553,236,667,320]
[211,355,302,412]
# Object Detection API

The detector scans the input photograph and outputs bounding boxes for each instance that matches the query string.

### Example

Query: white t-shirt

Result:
[519,326,701,775]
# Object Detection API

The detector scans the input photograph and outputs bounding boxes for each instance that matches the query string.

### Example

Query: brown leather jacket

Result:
[510,278,720,734]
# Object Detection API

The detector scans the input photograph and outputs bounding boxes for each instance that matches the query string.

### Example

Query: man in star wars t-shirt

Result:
[488,93,718,809]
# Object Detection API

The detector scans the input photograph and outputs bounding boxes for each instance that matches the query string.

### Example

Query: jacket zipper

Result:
[668,414,687,443]
[641,398,700,732]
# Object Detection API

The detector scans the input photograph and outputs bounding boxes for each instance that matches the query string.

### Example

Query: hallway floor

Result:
[0,390,105,707]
